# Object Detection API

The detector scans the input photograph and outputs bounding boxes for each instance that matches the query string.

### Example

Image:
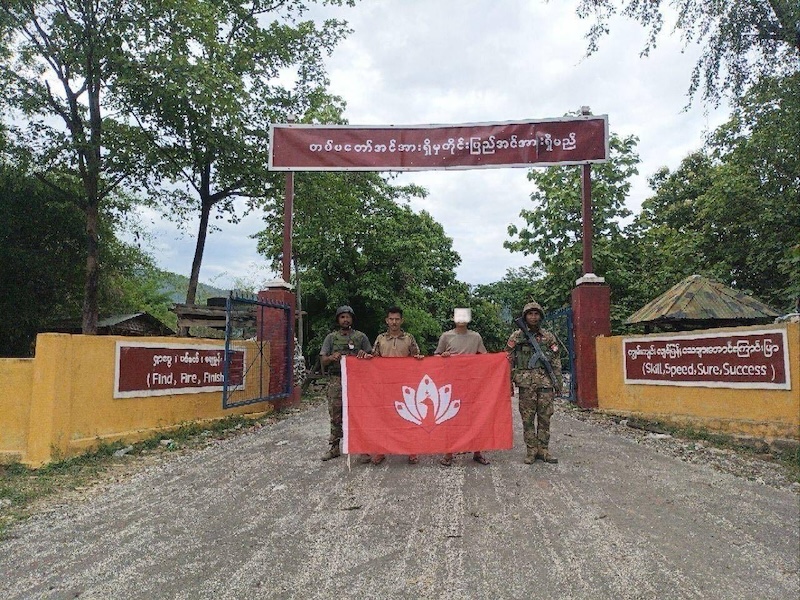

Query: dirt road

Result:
[1,399,797,599]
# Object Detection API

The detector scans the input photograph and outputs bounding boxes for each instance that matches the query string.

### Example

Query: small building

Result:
[46,313,175,336]
[625,275,780,332]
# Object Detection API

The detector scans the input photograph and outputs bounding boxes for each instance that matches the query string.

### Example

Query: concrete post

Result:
[571,275,611,408]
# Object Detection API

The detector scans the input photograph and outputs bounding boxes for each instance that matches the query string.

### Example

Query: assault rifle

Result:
[513,316,560,390]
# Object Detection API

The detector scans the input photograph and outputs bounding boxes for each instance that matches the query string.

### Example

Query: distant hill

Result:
[157,271,230,304]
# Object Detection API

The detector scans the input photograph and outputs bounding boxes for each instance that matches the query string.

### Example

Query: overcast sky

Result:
[139,0,729,290]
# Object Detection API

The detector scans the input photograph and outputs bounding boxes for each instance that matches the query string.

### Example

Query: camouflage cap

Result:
[522,301,544,317]
[335,305,354,318]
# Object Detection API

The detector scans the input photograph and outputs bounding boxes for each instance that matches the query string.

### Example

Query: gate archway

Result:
[269,115,610,406]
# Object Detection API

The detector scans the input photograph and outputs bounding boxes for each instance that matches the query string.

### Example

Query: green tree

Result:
[629,151,719,294]
[634,73,800,310]
[0,165,84,354]
[473,265,545,321]
[576,0,800,104]
[256,171,464,355]
[112,0,353,316]
[505,133,641,328]
[706,73,800,309]
[0,163,171,355]
[0,0,149,333]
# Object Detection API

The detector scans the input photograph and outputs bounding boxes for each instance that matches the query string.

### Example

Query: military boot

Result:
[536,448,558,464]
[523,446,538,464]
[321,442,341,461]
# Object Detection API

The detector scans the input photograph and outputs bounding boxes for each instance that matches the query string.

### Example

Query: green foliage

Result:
[704,73,800,309]
[632,73,800,312]
[0,165,85,355]
[504,73,798,327]
[505,133,641,329]
[577,0,800,105]
[0,0,355,328]
[0,163,176,355]
[111,0,354,305]
[0,0,157,332]
[473,266,543,317]
[257,171,467,355]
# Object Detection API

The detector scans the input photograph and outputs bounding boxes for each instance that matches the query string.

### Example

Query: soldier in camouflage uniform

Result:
[506,301,562,464]
[319,305,372,461]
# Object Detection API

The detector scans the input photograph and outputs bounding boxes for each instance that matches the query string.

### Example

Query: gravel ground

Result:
[1,397,797,599]
[559,402,800,494]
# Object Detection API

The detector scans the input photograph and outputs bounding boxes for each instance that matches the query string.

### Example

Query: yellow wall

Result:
[0,333,272,467]
[597,323,800,440]
[0,358,34,463]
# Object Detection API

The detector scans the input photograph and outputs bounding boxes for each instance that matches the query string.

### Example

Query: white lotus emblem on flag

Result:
[394,374,461,432]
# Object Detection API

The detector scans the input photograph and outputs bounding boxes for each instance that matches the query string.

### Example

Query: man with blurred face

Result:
[434,308,491,466]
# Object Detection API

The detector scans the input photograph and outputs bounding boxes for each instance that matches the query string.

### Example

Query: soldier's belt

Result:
[535,386,554,392]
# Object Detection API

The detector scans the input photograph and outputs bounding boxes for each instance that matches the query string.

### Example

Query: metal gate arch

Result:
[223,292,293,409]
[544,306,576,402]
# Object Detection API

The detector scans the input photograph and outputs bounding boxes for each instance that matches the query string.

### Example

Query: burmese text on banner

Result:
[342,353,512,455]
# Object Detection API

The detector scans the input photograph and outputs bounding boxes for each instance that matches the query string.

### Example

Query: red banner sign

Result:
[114,342,245,398]
[269,116,608,171]
[623,329,791,389]
[341,353,513,455]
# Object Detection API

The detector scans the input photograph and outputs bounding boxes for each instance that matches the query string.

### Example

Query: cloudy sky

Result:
[140,0,729,290]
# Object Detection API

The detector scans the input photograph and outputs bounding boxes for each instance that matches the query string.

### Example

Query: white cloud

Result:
[143,0,729,288]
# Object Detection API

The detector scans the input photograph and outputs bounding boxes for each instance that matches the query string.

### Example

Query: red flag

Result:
[342,353,512,455]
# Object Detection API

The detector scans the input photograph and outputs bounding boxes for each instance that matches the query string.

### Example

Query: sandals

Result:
[370,454,385,465]
[472,453,490,465]
[439,454,453,467]
[407,454,419,464]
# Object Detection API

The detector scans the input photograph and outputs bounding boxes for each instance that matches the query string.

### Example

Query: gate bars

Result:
[544,306,576,402]
[223,292,293,409]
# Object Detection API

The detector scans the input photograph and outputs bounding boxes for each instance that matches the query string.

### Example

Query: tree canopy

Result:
[505,133,641,327]
[111,0,353,314]
[632,73,800,311]
[505,73,799,330]
[576,0,800,104]
[0,0,354,334]
[0,0,149,333]
[0,162,170,356]
[256,171,470,354]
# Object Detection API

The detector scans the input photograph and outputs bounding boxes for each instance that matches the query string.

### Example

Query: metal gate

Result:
[543,306,576,401]
[222,292,293,409]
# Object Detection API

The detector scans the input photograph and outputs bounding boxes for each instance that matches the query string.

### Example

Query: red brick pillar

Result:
[257,282,301,409]
[571,276,611,409]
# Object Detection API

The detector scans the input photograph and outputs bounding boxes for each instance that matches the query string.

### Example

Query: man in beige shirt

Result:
[434,308,490,466]
[366,306,423,465]
[371,306,423,358]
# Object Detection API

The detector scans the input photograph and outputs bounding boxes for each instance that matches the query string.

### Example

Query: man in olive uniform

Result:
[319,305,372,461]
[506,301,562,464]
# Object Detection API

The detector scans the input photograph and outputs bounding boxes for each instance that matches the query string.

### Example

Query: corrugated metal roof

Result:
[47,312,175,336]
[625,275,779,326]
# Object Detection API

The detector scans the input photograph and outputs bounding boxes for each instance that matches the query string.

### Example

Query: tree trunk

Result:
[81,202,100,334]
[178,180,214,337]
[81,39,103,335]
